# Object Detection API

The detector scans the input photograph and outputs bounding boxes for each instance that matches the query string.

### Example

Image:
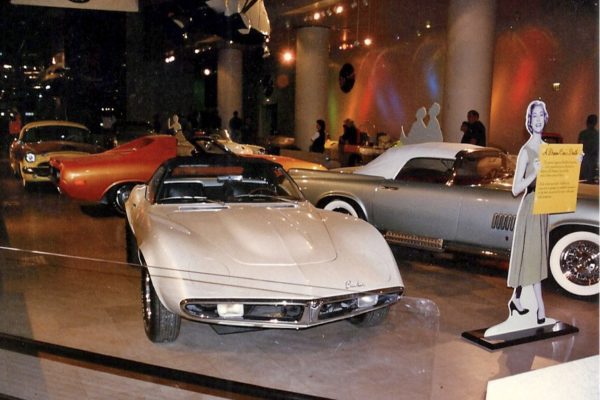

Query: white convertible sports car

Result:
[125,154,404,342]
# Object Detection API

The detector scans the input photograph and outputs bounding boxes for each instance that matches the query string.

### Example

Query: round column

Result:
[218,47,243,129]
[442,0,496,142]
[295,26,330,151]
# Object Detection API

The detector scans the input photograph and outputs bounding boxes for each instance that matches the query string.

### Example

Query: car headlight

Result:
[358,294,378,308]
[217,303,244,318]
[25,152,36,163]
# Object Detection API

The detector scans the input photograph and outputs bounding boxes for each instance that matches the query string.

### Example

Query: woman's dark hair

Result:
[316,119,326,131]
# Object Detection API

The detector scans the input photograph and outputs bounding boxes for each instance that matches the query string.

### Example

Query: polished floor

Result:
[0,157,598,399]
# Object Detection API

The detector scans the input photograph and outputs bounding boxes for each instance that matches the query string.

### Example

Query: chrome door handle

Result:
[380,185,398,190]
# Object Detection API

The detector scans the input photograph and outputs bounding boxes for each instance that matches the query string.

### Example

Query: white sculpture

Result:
[400,102,443,144]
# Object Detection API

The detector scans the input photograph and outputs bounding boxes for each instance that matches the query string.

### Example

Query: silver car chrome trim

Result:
[491,213,516,231]
[179,287,403,328]
[384,231,444,251]
[444,242,511,259]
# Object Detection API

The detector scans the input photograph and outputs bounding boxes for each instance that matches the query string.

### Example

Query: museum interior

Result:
[0,0,598,399]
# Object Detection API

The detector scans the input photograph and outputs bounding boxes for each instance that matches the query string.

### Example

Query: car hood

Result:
[163,204,337,266]
[23,141,99,155]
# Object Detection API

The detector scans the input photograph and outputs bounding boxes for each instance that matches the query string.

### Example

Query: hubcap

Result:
[560,239,599,286]
[114,185,132,214]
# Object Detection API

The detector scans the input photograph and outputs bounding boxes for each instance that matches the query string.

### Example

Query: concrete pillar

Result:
[218,47,243,129]
[442,0,496,142]
[295,26,330,151]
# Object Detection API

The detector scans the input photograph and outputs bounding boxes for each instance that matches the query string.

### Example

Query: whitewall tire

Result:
[323,199,361,218]
[549,231,599,297]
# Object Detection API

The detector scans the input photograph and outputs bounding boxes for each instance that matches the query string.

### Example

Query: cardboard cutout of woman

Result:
[485,100,556,337]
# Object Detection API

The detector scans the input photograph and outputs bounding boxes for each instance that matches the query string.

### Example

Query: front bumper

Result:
[180,286,404,329]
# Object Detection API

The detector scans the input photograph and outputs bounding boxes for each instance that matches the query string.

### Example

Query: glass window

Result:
[453,152,515,185]
[395,157,454,183]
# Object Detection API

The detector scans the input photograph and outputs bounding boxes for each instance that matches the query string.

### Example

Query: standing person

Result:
[506,100,553,325]
[339,118,360,166]
[461,109,486,146]
[310,119,326,153]
[8,109,22,141]
[167,114,182,134]
[578,114,598,181]
[228,111,243,142]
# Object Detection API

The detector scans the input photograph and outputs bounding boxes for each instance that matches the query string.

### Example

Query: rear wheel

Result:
[549,230,599,297]
[141,267,181,342]
[110,183,135,215]
[348,306,389,327]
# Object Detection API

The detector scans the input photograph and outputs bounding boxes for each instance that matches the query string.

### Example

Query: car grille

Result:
[31,162,51,177]
[491,213,516,231]
[180,287,403,328]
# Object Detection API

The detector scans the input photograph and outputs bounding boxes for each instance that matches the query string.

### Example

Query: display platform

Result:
[462,322,579,351]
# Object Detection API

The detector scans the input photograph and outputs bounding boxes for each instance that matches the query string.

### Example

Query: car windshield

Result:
[22,125,93,144]
[153,161,304,204]
[453,151,515,185]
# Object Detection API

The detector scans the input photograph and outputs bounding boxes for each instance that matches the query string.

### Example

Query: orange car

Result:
[50,134,325,214]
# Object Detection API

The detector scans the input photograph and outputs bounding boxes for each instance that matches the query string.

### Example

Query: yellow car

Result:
[9,120,105,188]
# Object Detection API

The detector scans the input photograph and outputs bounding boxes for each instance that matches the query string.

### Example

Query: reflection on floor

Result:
[0,247,597,400]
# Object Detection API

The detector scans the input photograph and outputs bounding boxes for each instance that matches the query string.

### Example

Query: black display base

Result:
[462,321,579,351]
[210,324,264,335]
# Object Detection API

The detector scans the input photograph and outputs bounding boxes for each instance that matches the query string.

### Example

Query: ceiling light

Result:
[281,50,294,63]
[335,5,344,14]
[364,37,373,46]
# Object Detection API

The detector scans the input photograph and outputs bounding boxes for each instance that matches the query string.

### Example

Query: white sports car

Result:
[125,154,404,342]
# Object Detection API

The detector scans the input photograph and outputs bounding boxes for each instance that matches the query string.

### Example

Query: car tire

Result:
[348,306,389,327]
[125,222,140,266]
[322,198,364,219]
[141,267,181,343]
[549,230,599,297]
[110,183,135,216]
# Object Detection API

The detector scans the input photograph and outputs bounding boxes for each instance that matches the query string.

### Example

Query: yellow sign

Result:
[533,144,583,214]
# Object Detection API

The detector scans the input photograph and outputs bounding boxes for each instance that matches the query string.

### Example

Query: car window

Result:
[395,157,454,183]
[155,162,304,204]
[22,125,92,144]
[453,152,515,185]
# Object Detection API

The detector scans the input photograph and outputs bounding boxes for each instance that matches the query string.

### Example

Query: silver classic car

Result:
[125,154,404,342]
[290,142,599,297]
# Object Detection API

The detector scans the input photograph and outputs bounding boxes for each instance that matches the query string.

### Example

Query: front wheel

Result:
[549,231,599,297]
[348,306,389,327]
[125,223,140,266]
[322,198,364,219]
[141,267,181,342]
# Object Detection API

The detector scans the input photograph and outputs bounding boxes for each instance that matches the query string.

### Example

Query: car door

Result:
[371,157,462,241]
[451,150,520,252]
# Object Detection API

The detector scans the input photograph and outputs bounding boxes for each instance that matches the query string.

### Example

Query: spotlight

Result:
[203,68,211,76]
[363,37,373,46]
[313,12,321,20]
[335,5,344,14]
[281,50,294,63]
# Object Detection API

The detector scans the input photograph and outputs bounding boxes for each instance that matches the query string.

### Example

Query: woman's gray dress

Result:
[507,146,549,287]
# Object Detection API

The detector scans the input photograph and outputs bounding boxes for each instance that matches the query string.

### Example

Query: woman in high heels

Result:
[507,99,550,325]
